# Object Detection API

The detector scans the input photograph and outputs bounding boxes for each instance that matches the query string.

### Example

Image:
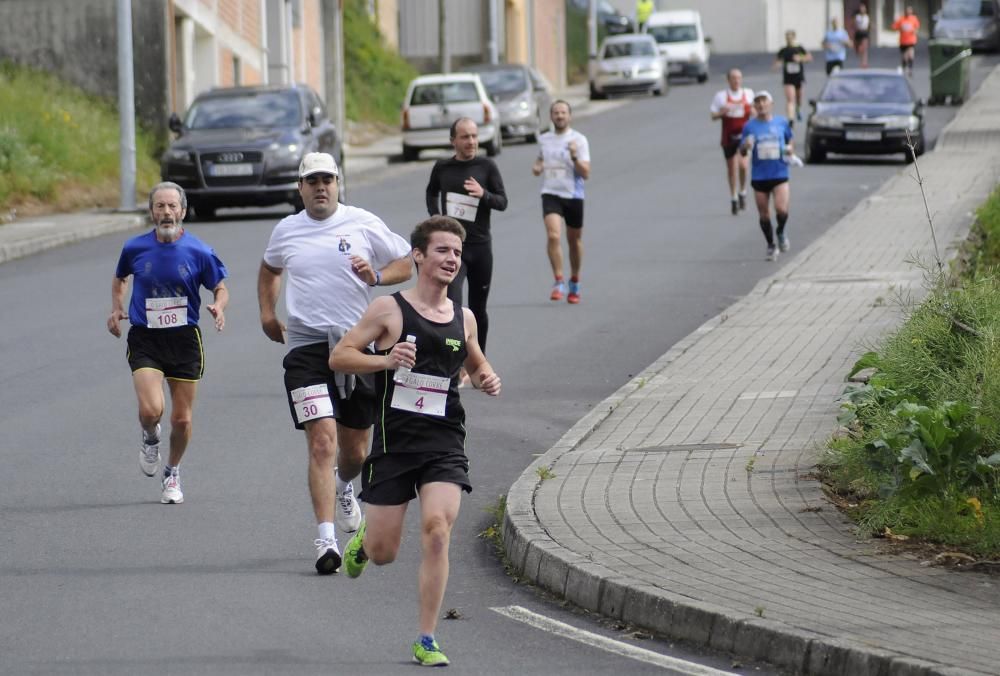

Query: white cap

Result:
[753,90,773,103]
[299,152,339,178]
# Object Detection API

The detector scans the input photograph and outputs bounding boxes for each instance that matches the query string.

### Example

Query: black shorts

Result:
[825,60,844,75]
[282,342,375,431]
[127,325,203,381]
[900,44,915,53]
[360,449,471,506]
[542,194,584,229]
[855,30,869,42]
[751,178,789,194]
[722,141,742,159]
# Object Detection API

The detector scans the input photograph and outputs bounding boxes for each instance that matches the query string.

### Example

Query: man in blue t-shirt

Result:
[740,91,796,261]
[108,182,229,505]
[823,17,853,75]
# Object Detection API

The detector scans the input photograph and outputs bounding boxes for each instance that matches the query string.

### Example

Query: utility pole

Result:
[439,0,450,73]
[588,0,598,63]
[322,0,346,162]
[116,0,136,211]
[487,0,499,65]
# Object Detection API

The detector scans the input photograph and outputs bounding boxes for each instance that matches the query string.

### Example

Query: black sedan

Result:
[160,84,343,219]
[804,69,925,164]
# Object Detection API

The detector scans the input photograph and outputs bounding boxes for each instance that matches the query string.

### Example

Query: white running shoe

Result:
[335,482,362,535]
[314,537,342,575]
[766,245,779,262]
[779,234,791,252]
[140,424,161,477]
[161,472,183,504]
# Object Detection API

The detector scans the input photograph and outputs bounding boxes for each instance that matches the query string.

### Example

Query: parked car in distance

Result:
[933,0,1000,52]
[645,9,710,83]
[401,73,501,161]
[465,63,552,142]
[804,68,925,164]
[569,0,634,35]
[589,34,667,99]
[160,84,342,219]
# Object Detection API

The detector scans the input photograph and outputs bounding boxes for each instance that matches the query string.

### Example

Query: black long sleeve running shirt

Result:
[425,156,508,245]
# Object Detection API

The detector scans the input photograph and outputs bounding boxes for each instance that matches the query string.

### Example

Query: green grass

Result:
[820,186,1000,557]
[566,2,609,85]
[343,0,419,126]
[0,60,159,214]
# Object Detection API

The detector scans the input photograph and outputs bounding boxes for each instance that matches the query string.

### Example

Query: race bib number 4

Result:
[390,371,450,417]
[757,140,781,160]
[291,384,335,424]
[145,296,188,328]
[445,192,480,222]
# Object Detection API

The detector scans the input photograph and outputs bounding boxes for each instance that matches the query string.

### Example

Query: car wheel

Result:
[915,133,926,157]
[402,144,419,162]
[805,141,825,164]
[653,80,664,96]
[486,133,502,157]
[697,72,708,84]
[589,83,606,100]
[193,204,216,221]
[526,116,540,143]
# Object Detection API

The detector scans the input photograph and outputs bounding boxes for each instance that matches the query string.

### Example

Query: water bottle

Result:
[393,334,417,383]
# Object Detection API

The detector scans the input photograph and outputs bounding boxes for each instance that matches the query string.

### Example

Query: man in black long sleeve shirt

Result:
[425,118,508,379]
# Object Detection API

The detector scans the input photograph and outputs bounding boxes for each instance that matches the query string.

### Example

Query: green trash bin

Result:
[928,38,972,105]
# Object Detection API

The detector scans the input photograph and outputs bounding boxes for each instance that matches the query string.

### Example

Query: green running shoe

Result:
[343,520,368,578]
[412,637,449,667]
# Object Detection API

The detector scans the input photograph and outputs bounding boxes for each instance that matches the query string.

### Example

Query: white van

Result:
[645,10,710,83]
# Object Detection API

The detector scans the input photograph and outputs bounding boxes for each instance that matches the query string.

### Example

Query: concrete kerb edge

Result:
[0,213,147,265]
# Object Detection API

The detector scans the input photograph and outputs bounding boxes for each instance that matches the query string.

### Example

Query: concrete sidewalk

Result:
[503,71,1000,675]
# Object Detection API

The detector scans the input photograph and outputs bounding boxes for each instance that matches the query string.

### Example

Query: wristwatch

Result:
[370,270,382,287]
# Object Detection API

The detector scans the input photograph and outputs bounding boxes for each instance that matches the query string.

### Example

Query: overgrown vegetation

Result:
[343,0,419,126]
[0,61,159,215]
[565,1,609,84]
[821,186,1000,558]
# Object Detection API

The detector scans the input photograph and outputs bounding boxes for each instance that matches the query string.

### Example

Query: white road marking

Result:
[490,605,738,675]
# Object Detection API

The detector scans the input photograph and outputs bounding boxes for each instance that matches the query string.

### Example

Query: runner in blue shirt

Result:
[823,18,853,75]
[108,181,229,504]
[740,91,796,261]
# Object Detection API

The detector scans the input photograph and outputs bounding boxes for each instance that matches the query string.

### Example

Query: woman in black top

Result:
[773,30,812,124]
[424,118,508,363]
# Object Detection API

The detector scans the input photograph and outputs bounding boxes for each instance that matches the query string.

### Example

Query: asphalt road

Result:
[1,48,995,675]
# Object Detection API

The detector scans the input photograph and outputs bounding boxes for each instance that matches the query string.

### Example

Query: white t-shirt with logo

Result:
[538,128,590,199]
[263,205,411,348]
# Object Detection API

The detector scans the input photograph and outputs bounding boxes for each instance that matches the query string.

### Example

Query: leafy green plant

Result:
[536,466,556,481]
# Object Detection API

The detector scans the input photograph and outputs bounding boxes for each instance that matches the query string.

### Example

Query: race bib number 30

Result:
[146,296,188,328]
[291,384,335,424]
[445,192,480,222]
[391,371,450,417]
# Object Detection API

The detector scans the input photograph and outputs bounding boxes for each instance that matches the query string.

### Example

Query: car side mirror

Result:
[808,98,817,108]
[168,113,183,134]
[308,109,320,127]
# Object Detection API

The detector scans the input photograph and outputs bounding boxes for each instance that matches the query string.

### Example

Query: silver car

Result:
[589,34,667,100]
[466,63,553,142]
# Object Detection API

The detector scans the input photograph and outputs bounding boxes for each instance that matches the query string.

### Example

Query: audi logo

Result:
[217,152,244,163]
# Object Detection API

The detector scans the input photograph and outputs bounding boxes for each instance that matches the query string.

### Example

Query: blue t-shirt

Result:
[741,116,793,181]
[115,229,228,328]
[824,29,850,62]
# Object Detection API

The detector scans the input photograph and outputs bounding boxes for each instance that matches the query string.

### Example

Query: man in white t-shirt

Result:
[531,100,591,304]
[257,152,413,575]
[709,68,754,215]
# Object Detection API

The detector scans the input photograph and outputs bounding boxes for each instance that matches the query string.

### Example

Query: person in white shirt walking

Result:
[257,152,413,574]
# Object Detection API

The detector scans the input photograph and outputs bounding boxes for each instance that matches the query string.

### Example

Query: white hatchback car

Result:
[401,73,501,161]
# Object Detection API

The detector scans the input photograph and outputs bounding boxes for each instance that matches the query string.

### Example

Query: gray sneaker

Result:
[778,234,790,252]
[140,423,161,477]
[766,245,779,262]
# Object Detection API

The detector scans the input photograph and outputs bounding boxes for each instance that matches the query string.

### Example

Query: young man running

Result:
[709,68,754,215]
[740,91,795,262]
[774,30,811,124]
[532,100,590,304]
[330,215,501,667]
[108,182,229,504]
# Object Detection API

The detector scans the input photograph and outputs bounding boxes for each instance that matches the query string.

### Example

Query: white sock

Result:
[318,522,335,542]
[335,472,351,494]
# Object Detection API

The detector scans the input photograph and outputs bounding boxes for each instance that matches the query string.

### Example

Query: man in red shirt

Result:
[709,68,754,215]
[892,6,921,77]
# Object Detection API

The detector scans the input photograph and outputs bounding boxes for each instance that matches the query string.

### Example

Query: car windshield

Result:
[604,40,656,58]
[471,68,528,95]
[941,0,995,18]
[185,91,301,129]
[821,75,913,103]
[411,82,480,105]
[648,24,698,43]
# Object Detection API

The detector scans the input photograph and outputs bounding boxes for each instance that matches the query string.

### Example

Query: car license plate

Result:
[845,130,881,142]
[209,163,253,177]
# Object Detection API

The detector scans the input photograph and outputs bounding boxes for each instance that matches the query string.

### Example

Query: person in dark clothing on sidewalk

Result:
[425,117,507,385]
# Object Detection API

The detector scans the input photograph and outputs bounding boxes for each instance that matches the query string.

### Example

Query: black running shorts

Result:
[282,342,375,431]
[751,178,789,194]
[127,325,203,381]
[360,449,471,505]
[542,194,585,229]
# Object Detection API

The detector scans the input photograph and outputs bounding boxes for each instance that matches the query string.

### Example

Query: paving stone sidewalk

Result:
[504,68,1000,676]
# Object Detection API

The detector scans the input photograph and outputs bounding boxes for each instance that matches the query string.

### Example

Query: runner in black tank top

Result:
[372,292,468,457]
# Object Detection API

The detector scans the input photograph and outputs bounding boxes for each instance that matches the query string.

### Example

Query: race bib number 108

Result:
[145,296,188,328]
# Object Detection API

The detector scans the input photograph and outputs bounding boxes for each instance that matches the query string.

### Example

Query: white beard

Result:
[157,223,180,240]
